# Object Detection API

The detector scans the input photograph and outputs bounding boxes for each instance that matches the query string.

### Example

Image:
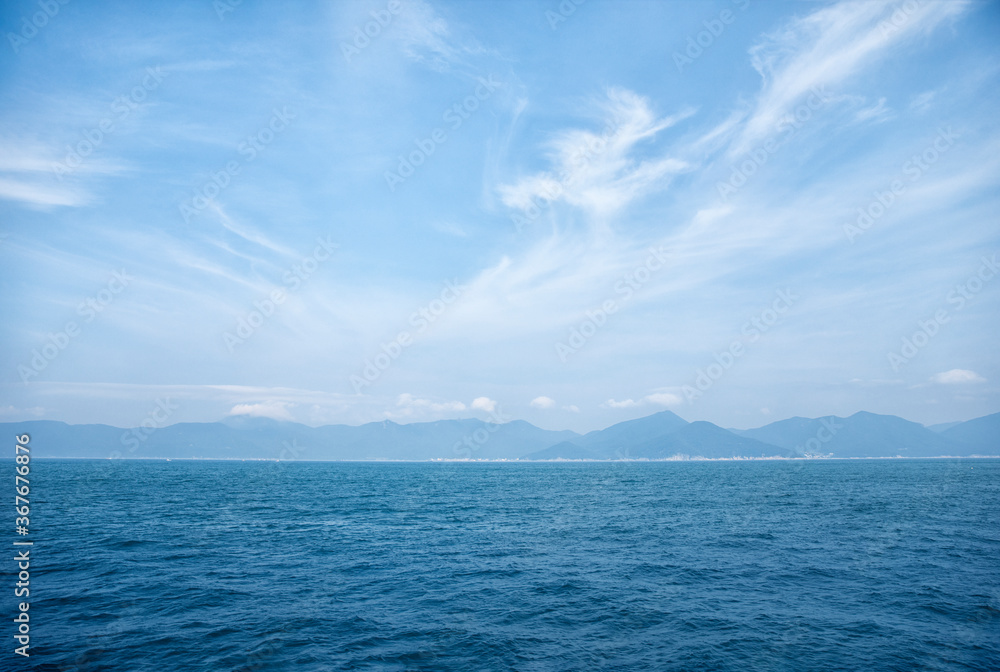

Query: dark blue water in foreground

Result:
[12,459,1000,671]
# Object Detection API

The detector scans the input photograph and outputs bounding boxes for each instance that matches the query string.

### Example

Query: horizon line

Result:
[2,407,996,434]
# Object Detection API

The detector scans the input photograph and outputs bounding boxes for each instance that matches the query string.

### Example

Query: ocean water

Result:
[14,459,1000,671]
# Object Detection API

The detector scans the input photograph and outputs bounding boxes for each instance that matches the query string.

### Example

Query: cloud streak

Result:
[499,88,693,223]
[734,0,967,155]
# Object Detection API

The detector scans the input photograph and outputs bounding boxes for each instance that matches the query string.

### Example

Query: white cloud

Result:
[24,382,476,427]
[562,405,581,413]
[734,0,967,156]
[392,0,459,69]
[228,400,295,421]
[855,97,891,123]
[466,0,977,362]
[910,90,935,113]
[603,392,683,410]
[388,0,495,74]
[396,393,467,413]
[498,88,692,222]
[645,392,683,407]
[431,220,468,237]
[208,202,296,257]
[603,398,639,409]
[930,369,986,385]
[0,139,128,208]
[530,395,556,409]
[0,177,91,208]
[471,396,497,412]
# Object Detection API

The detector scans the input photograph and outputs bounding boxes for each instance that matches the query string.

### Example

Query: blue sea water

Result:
[11,459,1000,671]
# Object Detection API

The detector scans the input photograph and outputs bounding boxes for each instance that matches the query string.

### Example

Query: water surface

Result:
[17,459,1000,671]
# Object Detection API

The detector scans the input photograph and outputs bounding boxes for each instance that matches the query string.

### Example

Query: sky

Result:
[0,0,998,433]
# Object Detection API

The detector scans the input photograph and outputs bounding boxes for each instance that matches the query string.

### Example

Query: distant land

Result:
[3,410,998,461]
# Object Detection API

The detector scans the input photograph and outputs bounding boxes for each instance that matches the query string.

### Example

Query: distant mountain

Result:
[730,417,818,448]
[942,412,1000,454]
[630,421,795,459]
[4,409,996,461]
[735,412,972,457]
[524,412,789,460]
[1,418,577,461]
[306,418,578,461]
[926,421,962,433]
[565,410,690,458]
[524,441,603,460]
[3,421,125,457]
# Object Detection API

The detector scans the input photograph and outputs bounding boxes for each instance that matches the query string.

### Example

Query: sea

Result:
[12,458,1000,671]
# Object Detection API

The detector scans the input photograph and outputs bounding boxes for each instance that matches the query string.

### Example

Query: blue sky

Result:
[1,0,998,432]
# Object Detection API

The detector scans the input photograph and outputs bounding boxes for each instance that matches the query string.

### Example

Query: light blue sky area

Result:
[1,0,998,432]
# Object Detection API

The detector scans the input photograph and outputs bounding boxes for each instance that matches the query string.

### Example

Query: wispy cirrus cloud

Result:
[480,0,979,358]
[392,0,467,70]
[499,88,693,223]
[0,177,91,208]
[854,96,892,124]
[0,139,116,207]
[732,0,968,156]
[207,201,296,258]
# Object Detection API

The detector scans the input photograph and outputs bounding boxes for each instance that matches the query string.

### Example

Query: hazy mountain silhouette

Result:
[549,410,690,458]
[4,417,577,461]
[941,412,1000,454]
[629,421,796,459]
[2,409,995,460]
[733,411,974,457]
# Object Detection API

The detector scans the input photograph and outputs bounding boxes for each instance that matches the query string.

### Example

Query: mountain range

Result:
[3,410,997,461]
